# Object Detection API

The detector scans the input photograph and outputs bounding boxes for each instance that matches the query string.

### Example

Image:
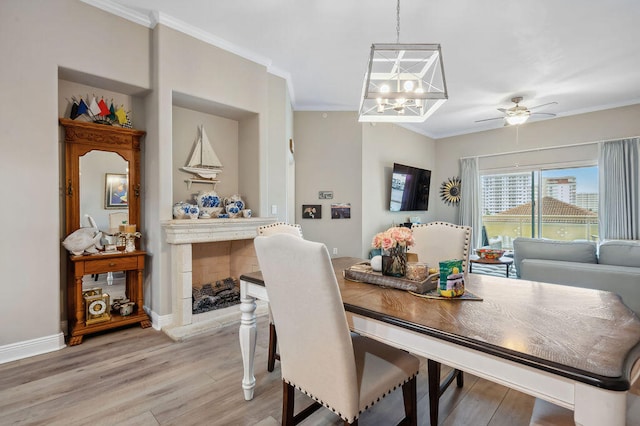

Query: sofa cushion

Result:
[598,240,640,267]
[513,237,597,278]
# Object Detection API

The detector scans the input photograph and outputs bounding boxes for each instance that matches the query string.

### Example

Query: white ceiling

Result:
[97,0,640,139]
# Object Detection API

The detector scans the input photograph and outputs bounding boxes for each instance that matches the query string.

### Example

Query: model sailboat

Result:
[181,125,223,180]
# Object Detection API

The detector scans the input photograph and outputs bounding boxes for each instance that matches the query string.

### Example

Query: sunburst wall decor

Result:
[440,177,461,206]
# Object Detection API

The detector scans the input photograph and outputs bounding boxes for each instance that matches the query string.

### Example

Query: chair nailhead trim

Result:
[285,372,418,423]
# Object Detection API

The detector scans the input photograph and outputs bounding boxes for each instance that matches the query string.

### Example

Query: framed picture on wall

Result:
[331,203,351,219]
[302,204,321,219]
[105,173,128,209]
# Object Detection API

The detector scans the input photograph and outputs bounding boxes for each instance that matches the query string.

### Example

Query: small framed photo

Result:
[331,203,351,219]
[302,204,321,219]
[105,173,128,209]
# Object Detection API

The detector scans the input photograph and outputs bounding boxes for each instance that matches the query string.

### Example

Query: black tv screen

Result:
[390,163,431,211]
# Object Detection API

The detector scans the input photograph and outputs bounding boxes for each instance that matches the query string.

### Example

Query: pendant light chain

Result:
[396,0,401,43]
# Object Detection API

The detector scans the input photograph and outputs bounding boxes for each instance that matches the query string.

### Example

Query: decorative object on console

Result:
[372,226,415,277]
[358,0,447,123]
[84,288,111,325]
[439,176,461,206]
[121,230,141,253]
[62,216,104,255]
[181,124,223,180]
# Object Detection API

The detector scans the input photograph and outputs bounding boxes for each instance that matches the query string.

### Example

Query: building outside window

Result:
[481,166,598,249]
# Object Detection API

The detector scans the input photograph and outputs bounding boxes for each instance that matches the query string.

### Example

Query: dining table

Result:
[239,257,640,425]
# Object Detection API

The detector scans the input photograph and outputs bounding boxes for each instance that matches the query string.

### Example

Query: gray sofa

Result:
[513,237,640,315]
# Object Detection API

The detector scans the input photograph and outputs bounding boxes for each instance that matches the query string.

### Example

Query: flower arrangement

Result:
[372,226,415,250]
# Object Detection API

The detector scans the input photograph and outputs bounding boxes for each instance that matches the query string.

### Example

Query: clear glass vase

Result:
[382,246,407,277]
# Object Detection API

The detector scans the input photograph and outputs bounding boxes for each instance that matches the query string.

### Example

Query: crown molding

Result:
[80,0,297,106]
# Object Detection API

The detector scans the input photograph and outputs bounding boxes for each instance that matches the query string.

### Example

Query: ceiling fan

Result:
[476,96,558,126]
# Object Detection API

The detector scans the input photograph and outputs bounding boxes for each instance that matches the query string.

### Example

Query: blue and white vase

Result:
[188,204,200,219]
[173,202,191,219]
[226,203,240,217]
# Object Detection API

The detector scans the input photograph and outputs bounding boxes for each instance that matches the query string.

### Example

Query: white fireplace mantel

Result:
[161,217,276,340]
[162,217,278,244]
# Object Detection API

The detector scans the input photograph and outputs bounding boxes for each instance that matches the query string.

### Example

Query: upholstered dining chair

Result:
[410,221,472,426]
[254,233,419,426]
[257,222,304,372]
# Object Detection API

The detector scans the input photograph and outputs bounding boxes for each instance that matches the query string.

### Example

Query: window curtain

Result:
[459,157,482,249]
[598,138,640,240]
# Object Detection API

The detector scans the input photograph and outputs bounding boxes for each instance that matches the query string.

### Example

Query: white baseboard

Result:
[0,332,66,365]
[148,308,172,331]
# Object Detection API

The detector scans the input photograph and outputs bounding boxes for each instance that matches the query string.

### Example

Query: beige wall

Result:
[362,123,436,256]
[433,104,640,223]
[294,112,363,257]
[0,0,150,350]
[294,113,435,258]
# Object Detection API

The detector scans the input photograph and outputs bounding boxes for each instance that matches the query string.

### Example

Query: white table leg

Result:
[574,382,626,426]
[239,280,258,400]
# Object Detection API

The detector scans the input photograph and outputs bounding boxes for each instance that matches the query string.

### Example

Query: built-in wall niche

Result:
[58,67,148,127]
[172,91,260,217]
[57,68,149,328]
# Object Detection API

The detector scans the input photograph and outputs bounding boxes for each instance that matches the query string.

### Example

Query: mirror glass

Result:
[79,150,129,291]
[79,150,129,231]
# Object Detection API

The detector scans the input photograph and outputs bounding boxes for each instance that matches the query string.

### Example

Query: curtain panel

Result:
[459,157,482,249]
[598,138,640,240]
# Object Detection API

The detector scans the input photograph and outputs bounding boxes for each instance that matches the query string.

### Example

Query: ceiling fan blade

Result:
[475,117,504,123]
[529,101,558,110]
[531,112,556,117]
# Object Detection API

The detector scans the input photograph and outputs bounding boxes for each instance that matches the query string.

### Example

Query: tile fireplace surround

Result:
[162,217,276,339]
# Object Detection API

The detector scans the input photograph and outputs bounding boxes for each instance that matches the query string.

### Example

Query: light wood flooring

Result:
[0,315,637,425]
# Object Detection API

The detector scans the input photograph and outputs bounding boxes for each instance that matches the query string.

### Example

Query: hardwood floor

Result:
[0,316,636,425]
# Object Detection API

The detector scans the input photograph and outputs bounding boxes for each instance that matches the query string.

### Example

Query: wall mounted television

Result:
[390,162,432,211]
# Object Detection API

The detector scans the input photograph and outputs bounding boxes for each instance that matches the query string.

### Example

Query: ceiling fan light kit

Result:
[358,0,448,123]
[477,96,557,127]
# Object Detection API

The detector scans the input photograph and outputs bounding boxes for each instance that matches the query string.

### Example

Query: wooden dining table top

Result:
[240,257,640,391]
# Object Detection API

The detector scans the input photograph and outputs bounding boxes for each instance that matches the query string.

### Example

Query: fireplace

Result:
[162,217,276,339]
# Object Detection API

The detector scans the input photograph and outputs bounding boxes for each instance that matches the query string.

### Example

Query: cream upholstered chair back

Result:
[257,222,303,238]
[410,222,472,274]
[254,234,419,424]
[255,234,360,417]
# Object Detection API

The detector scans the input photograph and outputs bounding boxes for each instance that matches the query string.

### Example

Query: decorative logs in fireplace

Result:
[192,277,240,314]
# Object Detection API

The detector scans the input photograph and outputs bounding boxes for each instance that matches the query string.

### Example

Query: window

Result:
[480,166,598,249]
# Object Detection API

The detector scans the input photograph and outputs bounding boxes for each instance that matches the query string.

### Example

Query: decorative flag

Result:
[70,101,79,120]
[115,106,127,124]
[123,111,133,128]
[108,102,116,121]
[89,97,101,116]
[98,98,110,116]
[77,98,88,115]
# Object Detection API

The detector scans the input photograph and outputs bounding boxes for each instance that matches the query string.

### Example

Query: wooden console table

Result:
[68,250,150,345]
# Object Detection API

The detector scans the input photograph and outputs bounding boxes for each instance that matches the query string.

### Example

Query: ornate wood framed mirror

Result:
[60,118,144,236]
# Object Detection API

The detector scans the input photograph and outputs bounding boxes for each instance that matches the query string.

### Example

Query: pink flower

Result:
[371,226,415,249]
